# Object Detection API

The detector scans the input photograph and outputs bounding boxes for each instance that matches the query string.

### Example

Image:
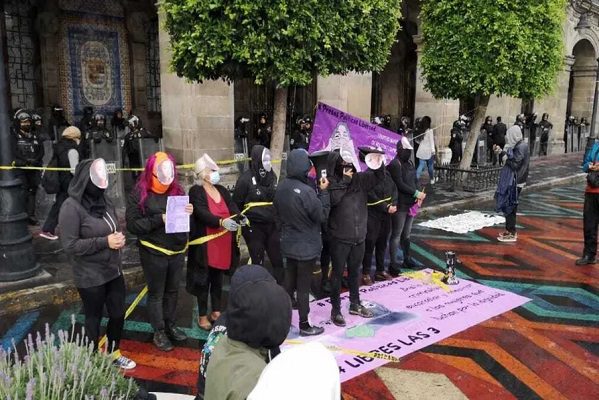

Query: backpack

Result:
[41,153,60,194]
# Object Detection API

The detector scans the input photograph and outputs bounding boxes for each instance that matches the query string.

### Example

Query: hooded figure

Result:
[205,265,291,400]
[274,149,330,336]
[248,342,341,400]
[233,145,283,282]
[449,120,464,164]
[539,113,553,156]
[58,159,135,369]
[326,149,385,326]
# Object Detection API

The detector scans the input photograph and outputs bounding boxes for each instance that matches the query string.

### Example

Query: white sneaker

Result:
[39,232,59,240]
[497,233,517,242]
[430,178,436,185]
[112,351,136,370]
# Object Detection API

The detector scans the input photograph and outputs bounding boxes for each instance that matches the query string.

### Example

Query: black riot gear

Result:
[255,113,272,148]
[290,115,312,151]
[89,113,113,144]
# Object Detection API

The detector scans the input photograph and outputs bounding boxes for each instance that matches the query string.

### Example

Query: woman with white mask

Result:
[187,154,243,331]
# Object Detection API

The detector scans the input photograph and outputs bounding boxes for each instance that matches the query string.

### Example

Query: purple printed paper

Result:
[308,102,401,171]
[285,270,530,382]
[165,195,190,234]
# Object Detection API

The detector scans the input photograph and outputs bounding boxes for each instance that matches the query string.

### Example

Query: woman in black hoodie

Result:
[59,158,135,369]
[233,145,283,282]
[387,137,426,274]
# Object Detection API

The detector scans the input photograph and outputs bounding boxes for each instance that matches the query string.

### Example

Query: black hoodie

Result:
[274,149,330,261]
[233,145,277,224]
[388,143,419,212]
[326,152,385,243]
[58,160,121,288]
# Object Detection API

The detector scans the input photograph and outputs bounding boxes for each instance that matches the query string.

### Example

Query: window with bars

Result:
[4,0,39,111]
[146,18,161,113]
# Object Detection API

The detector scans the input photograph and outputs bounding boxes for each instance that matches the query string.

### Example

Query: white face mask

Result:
[209,170,220,185]
[156,159,175,185]
[90,158,108,189]
[365,153,384,170]
[262,149,272,172]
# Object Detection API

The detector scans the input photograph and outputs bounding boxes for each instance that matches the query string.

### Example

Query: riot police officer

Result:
[539,113,553,156]
[290,116,312,151]
[255,112,272,148]
[12,109,44,225]
[79,107,95,159]
[123,115,155,180]
[449,119,464,164]
[90,113,114,147]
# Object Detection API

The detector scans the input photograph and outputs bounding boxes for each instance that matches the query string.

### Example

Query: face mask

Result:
[398,148,412,162]
[90,158,109,189]
[209,171,220,185]
[262,149,272,172]
[84,180,105,199]
[152,153,174,194]
[259,168,267,178]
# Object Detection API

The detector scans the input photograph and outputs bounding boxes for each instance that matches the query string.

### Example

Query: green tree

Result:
[419,0,566,170]
[161,0,401,176]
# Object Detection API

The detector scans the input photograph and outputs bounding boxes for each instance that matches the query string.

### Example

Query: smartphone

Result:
[321,169,327,179]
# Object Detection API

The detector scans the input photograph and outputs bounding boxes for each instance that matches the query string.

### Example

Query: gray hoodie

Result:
[58,160,122,288]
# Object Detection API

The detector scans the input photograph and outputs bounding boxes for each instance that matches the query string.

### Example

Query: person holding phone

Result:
[59,158,135,369]
[274,149,330,336]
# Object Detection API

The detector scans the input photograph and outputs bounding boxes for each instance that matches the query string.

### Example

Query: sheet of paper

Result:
[165,195,190,234]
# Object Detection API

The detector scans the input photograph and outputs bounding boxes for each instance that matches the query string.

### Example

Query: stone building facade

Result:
[3,1,599,164]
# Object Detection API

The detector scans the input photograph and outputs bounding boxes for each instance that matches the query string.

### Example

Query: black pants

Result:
[583,192,599,258]
[540,140,548,156]
[330,240,365,312]
[42,190,68,234]
[196,267,224,316]
[505,187,523,234]
[389,211,415,270]
[77,275,126,352]
[17,170,40,218]
[320,236,331,282]
[242,222,283,283]
[363,214,391,275]
[285,258,315,326]
[139,247,184,331]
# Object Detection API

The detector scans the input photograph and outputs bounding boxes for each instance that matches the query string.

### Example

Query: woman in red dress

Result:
[187,154,241,330]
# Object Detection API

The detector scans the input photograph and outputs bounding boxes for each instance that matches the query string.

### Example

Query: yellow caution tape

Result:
[99,285,149,350]
[285,339,401,363]
[402,270,451,292]
[139,240,188,256]
[367,196,392,207]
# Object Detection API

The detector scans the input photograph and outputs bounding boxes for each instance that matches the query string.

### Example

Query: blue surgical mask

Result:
[209,171,220,185]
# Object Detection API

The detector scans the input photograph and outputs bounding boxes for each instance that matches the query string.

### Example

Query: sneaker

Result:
[112,350,136,370]
[331,311,346,327]
[349,303,374,318]
[430,178,436,185]
[497,231,510,239]
[575,255,597,265]
[299,325,325,337]
[153,330,174,352]
[166,325,187,342]
[39,231,59,241]
[375,271,393,281]
[497,232,517,242]
[362,274,374,286]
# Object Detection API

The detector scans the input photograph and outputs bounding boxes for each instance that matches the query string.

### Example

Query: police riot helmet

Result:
[31,112,43,126]
[15,109,32,132]
[128,115,140,129]
[93,113,106,127]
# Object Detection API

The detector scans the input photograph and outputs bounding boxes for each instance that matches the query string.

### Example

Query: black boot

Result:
[575,255,597,265]
[349,303,374,318]
[331,310,346,327]
[153,330,174,352]
[299,322,324,337]
[165,323,187,342]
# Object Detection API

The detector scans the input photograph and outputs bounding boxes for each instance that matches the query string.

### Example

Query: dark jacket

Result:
[126,188,188,255]
[326,152,385,243]
[13,128,44,167]
[233,145,277,224]
[186,184,240,296]
[58,160,121,288]
[388,157,418,211]
[492,122,507,146]
[290,129,309,151]
[54,138,80,192]
[504,141,530,185]
[274,149,330,261]
[366,171,398,218]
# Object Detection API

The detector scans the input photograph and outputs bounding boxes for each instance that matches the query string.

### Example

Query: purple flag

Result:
[308,102,400,171]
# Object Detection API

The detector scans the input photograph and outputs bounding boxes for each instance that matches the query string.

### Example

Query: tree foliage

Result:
[420,0,567,100]
[160,0,402,87]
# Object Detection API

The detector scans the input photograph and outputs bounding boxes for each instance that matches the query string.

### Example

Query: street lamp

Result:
[0,8,38,281]
[585,57,599,156]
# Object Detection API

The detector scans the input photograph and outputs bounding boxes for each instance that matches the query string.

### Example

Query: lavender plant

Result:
[0,319,138,399]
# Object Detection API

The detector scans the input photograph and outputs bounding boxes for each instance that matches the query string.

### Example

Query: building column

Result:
[412,35,459,149]
[316,72,372,121]
[158,12,235,166]
[534,55,575,155]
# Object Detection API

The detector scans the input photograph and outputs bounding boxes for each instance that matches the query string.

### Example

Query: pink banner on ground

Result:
[308,102,400,171]
[286,270,530,382]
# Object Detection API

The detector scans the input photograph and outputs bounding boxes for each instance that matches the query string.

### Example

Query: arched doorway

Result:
[566,39,597,152]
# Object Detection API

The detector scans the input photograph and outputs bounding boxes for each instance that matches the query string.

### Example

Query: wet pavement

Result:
[1,183,598,399]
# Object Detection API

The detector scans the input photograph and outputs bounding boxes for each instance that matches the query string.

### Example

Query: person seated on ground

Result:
[204,264,291,400]
[248,342,341,400]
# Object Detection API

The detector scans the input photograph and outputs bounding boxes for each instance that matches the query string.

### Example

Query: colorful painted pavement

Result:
[1,184,598,399]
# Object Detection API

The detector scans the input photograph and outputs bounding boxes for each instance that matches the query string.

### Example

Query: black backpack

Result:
[41,152,60,194]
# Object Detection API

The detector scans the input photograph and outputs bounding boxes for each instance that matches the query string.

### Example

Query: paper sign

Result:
[165,196,190,234]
